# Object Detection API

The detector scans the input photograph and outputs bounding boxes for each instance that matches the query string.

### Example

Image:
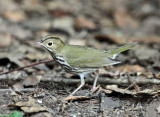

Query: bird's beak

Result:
[36,41,44,46]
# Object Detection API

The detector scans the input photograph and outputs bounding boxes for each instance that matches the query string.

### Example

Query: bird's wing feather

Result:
[60,45,120,68]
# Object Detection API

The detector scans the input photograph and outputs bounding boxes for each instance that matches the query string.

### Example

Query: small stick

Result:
[0,88,36,92]
[0,59,54,75]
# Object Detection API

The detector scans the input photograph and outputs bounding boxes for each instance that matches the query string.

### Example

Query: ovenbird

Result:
[38,35,137,96]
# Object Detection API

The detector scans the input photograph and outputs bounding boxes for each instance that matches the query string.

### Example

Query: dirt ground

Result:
[0,0,160,117]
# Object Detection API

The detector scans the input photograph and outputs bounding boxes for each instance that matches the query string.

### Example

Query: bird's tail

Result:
[108,42,138,59]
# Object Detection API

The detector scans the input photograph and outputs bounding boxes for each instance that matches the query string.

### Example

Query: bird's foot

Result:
[91,87,96,92]
[90,85,101,94]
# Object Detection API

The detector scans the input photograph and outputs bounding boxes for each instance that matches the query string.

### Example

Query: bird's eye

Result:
[48,42,53,46]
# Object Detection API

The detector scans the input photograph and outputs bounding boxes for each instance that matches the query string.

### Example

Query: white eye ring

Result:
[48,41,53,46]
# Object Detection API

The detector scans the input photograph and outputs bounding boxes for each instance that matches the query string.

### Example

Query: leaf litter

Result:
[0,0,160,117]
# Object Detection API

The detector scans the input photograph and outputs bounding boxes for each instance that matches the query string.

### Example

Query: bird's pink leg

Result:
[91,71,99,91]
[69,75,85,96]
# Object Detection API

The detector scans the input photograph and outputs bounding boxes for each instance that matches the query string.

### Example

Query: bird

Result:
[38,35,137,96]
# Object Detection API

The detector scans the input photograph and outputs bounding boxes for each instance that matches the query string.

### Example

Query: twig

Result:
[41,76,160,85]
[1,74,160,86]
[64,96,89,101]
[0,59,54,75]
[126,73,140,92]
[0,88,36,92]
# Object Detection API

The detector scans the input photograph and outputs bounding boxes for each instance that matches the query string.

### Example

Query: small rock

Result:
[134,46,159,61]
[101,96,119,111]
[144,101,159,117]
[23,76,42,86]
[141,16,160,34]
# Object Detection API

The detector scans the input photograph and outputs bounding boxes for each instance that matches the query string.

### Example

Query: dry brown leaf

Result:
[2,11,27,22]
[21,105,47,113]
[117,65,146,72]
[114,11,139,30]
[23,76,42,86]
[106,85,158,95]
[13,82,24,90]
[131,36,160,44]
[16,97,35,107]
[74,17,97,30]
[9,97,48,113]
[30,112,52,117]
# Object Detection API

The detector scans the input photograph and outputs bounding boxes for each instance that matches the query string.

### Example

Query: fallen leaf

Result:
[74,17,97,31]
[114,11,139,30]
[13,82,24,90]
[23,76,42,86]
[21,105,46,113]
[2,11,26,22]
[131,35,160,44]
[16,97,35,107]
[117,64,146,72]
[106,85,158,95]
[9,97,48,113]
[30,112,52,117]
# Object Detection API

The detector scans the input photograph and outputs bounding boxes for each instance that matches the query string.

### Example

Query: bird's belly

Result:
[61,64,97,75]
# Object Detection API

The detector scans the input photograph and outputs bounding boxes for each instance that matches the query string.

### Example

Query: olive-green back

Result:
[59,45,119,68]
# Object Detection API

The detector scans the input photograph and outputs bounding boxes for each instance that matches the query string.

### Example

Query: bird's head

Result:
[38,35,65,53]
